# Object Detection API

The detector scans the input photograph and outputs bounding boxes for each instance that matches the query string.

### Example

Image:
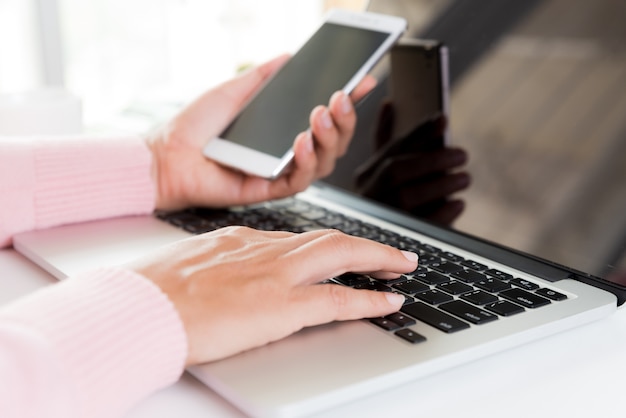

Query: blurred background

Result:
[0,0,624,280]
[0,0,353,131]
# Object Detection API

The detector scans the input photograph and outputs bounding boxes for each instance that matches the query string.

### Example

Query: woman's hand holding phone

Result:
[146,55,376,211]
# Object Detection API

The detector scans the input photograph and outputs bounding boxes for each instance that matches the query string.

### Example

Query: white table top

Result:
[2,247,626,418]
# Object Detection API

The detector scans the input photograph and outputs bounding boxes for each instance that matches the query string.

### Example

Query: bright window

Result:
[0,0,41,92]
[1,0,366,132]
[58,0,327,131]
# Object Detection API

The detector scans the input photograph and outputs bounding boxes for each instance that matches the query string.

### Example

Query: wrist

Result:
[144,132,167,210]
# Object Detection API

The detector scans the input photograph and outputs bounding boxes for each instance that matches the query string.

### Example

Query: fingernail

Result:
[341,93,352,114]
[385,292,405,307]
[401,250,419,263]
[322,109,333,129]
[304,130,314,153]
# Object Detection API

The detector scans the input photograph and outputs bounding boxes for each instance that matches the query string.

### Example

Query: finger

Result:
[328,91,357,157]
[283,229,418,284]
[293,284,404,328]
[350,75,377,103]
[268,130,318,198]
[308,90,358,177]
[309,105,341,178]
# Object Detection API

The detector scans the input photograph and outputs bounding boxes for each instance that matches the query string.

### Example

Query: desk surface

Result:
[2,248,625,418]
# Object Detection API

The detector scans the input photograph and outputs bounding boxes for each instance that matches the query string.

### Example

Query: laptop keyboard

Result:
[157,197,568,345]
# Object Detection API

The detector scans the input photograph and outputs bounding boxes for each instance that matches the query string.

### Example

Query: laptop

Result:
[13,1,626,417]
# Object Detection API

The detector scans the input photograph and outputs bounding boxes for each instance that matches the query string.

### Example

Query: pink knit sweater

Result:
[0,136,188,417]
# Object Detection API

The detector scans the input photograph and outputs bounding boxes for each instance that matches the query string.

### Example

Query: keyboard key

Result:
[396,237,421,251]
[297,224,324,233]
[352,225,379,240]
[353,282,392,292]
[440,251,464,262]
[485,300,525,317]
[429,261,464,274]
[452,269,486,283]
[285,201,313,214]
[286,217,315,228]
[485,269,514,281]
[181,220,214,234]
[415,289,454,305]
[389,291,415,305]
[374,275,409,286]
[336,220,364,234]
[386,312,417,327]
[414,266,428,274]
[335,273,370,286]
[393,280,430,295]
[461,290,499,306]
[395,328,427,344]
[475,278,512,293]
[440,300,498,325]
[370,317,402,331]
[418,243,441,254]
[500,288,551,308]
[535,288,567,301]
[376,231,402,246]
[301,209,328,220]
[437,281,474,295]
[510,278,540,291]
[164,212,204,227]
[418,255,442,266]
[414,270,449,285]
[461,259,488,271]
[401,302,470,333]
[316,214,347,228]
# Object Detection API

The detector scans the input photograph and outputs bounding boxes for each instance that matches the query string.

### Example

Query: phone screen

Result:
[220,22,390,158]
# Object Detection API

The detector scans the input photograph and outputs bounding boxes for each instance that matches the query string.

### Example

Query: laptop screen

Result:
[323,0,626,283]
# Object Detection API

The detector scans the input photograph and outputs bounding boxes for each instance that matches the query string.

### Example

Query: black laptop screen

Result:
[322,0,626,283]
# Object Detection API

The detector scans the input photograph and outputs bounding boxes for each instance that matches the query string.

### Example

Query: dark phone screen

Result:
[220,22,389,157]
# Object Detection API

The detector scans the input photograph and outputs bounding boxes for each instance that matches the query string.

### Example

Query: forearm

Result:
[0,135,155,248]
[0,267,187,418]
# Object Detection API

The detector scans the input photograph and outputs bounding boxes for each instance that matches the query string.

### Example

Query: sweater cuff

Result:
[33,135,156,229]
[1,267,187,418]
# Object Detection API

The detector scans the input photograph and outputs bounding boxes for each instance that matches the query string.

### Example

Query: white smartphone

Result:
[202,9,407,179]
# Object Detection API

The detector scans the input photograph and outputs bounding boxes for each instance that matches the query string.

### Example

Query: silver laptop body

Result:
[13,183,617,417]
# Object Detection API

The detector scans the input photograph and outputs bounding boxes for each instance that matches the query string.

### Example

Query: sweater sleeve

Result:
[0,267,188,418]
[0,135,156,248]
